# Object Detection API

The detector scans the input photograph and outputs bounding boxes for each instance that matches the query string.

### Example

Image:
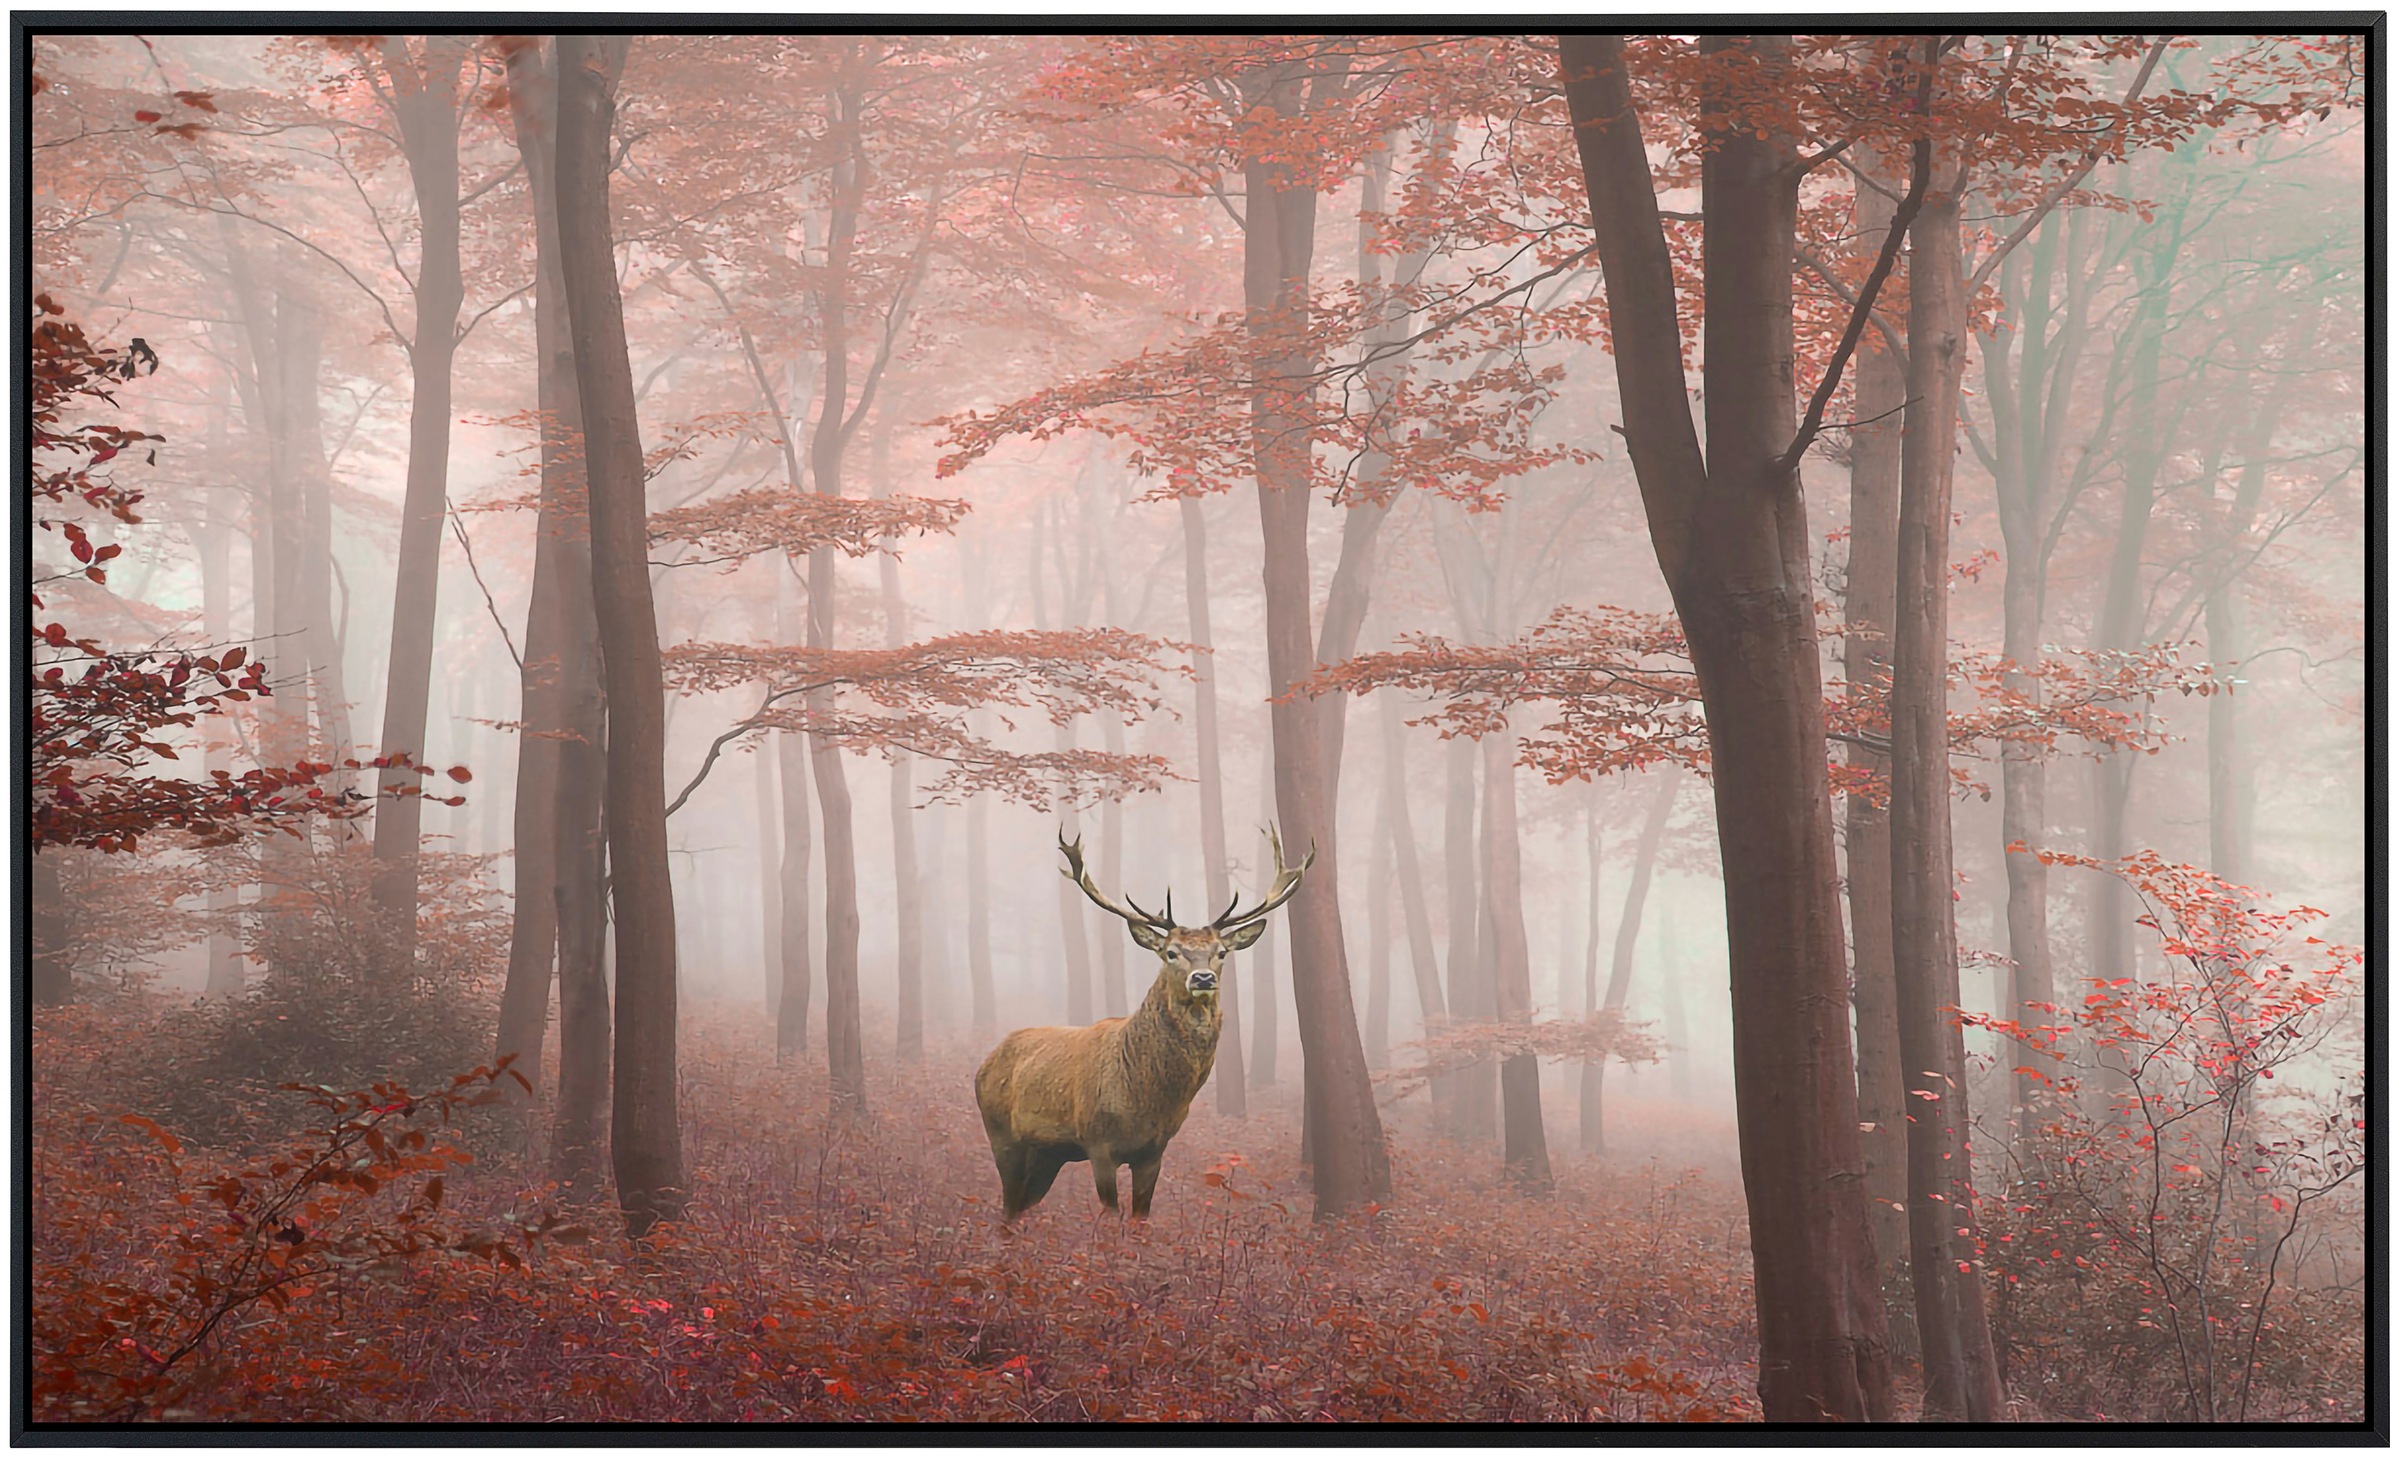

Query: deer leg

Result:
[1015,1145,1072,1216]
[1090,1151,1121,1213]
[993,1143,1032,1219]
[1129,1155,1164,1219]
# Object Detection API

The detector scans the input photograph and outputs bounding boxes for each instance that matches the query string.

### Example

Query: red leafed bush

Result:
[1966,850,2365,1422]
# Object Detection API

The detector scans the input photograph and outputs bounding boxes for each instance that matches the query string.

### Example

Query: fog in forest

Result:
[28,32,2365,1426]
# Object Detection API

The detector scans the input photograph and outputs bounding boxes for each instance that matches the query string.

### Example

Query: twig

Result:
[445,503,522,671]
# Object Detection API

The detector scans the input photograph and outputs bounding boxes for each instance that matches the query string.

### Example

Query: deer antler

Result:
[1213,824,1315,931]
[1059,831,1174,931]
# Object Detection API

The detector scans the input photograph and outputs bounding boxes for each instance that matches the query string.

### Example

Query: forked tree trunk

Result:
[1181,495,1245,1113]
[1891,173,2004,1421]
[555,32,685,1236]
[369,36,469,952]
[1562,34,1892,1421]
[1242,53,1389,1215]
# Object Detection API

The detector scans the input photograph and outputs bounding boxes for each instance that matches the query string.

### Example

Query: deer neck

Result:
[1116,968,1222,1089]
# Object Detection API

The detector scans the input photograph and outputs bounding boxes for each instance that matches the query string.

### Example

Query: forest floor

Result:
[33,1001,1772,1424]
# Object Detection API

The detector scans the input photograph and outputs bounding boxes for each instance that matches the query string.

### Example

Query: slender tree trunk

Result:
[775,593,815,1060]
[1181,495,1245,1112]
[1482,730,1553,1193]
[756,740,782,1020]
[1442,732,1493,1140]
[807,66,870,1113]
[1249,776,1279,1089]
[1364,756,1395,1069]
[369,37,469,951]
[1843,147,1914,1321]
[1587,766,1679,1157]
[872,424,925,1062]
[1890,171,2004,1421]
[198,401,243,999]
[1379,696,1446,1107]
[493,39,569,1113]
[966,792,995,1037]
[555,33,685,1235]
[1562,34,1892,1420]
[280,283,352,787]
[1577,786,1605,1152]
[1056,783,1096,1026]
[1098,717,1130,1022]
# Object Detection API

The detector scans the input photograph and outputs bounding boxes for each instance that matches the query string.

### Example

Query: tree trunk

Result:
[806,64,870,1114]
[1482,730,1553,1193]
[369,37,469,952]
[1890,173,2004,1421]
[1242,55,1388,1215]
[1098,716,1131,1021]
[198,398,244,999]
[555,33,685,1236]
[775,606,815,1060]
[1561,34,1891,1420]
[493,38,569,1114]
[32,852,72,1007]
[1442,732,1494,1141]
[1248,770,1279,1090]
[1586,766,1679,1157]
[1364,758,1395,1069]
[1577,786,1604,1152]
[1056,784,1096,1026]
[1842,147,1914,1323]
[755,740,782,1021]
[1181,495,1246,1113]
[1379,695,1446,1099]
[873,425,925,1062]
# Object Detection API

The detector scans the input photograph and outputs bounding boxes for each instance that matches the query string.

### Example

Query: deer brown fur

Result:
[974,831,1308,1219]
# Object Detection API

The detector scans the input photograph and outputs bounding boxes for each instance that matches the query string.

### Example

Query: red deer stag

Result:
[974,828,1311,1219]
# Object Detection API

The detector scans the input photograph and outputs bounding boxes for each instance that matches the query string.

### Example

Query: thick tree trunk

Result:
[1842,149,1914,1323]
[369,37,469,950]
[555,33,685,1236]
[1181,495,1245,1112]
[32,853,72,1007]
[1891,176,2005,1421]
[1586,766,1678,1157]
[1442,733,1493,1140]
[493,39,569,1113]
[1481,731,1553,1193]
[1561,34,1891,1420]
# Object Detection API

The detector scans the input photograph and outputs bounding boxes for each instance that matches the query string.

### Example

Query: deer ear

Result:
[1222,920,1267,952]
[1130,922,1170,954]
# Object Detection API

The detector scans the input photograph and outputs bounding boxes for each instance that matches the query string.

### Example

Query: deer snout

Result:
[1185,967,1219,993]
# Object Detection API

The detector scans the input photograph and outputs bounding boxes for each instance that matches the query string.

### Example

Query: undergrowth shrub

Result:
[1968,851,2366,1422]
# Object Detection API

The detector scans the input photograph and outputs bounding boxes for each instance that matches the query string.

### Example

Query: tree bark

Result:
[873,422,925,1061]
[966,790,995,1036]
[1561,33,1892,1421]
[369,36,469,951]
[1481,730,1553,1193]
[1442,730,1492,1141]
[806,59,870,1113]
[555,33,685,1236]
[1891,171,2005,1421]
[493,38,569,1115]
[197,389,244,999]
[1364,753,1395,1069]
[1181,495,1246,1113]
[775,607,815,1060]
[755,739,782,1021]
[1842,147,1913,1319]
[1379,695,1446,1068]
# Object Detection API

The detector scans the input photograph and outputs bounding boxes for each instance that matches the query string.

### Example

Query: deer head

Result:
[1059,826,1313,1001]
